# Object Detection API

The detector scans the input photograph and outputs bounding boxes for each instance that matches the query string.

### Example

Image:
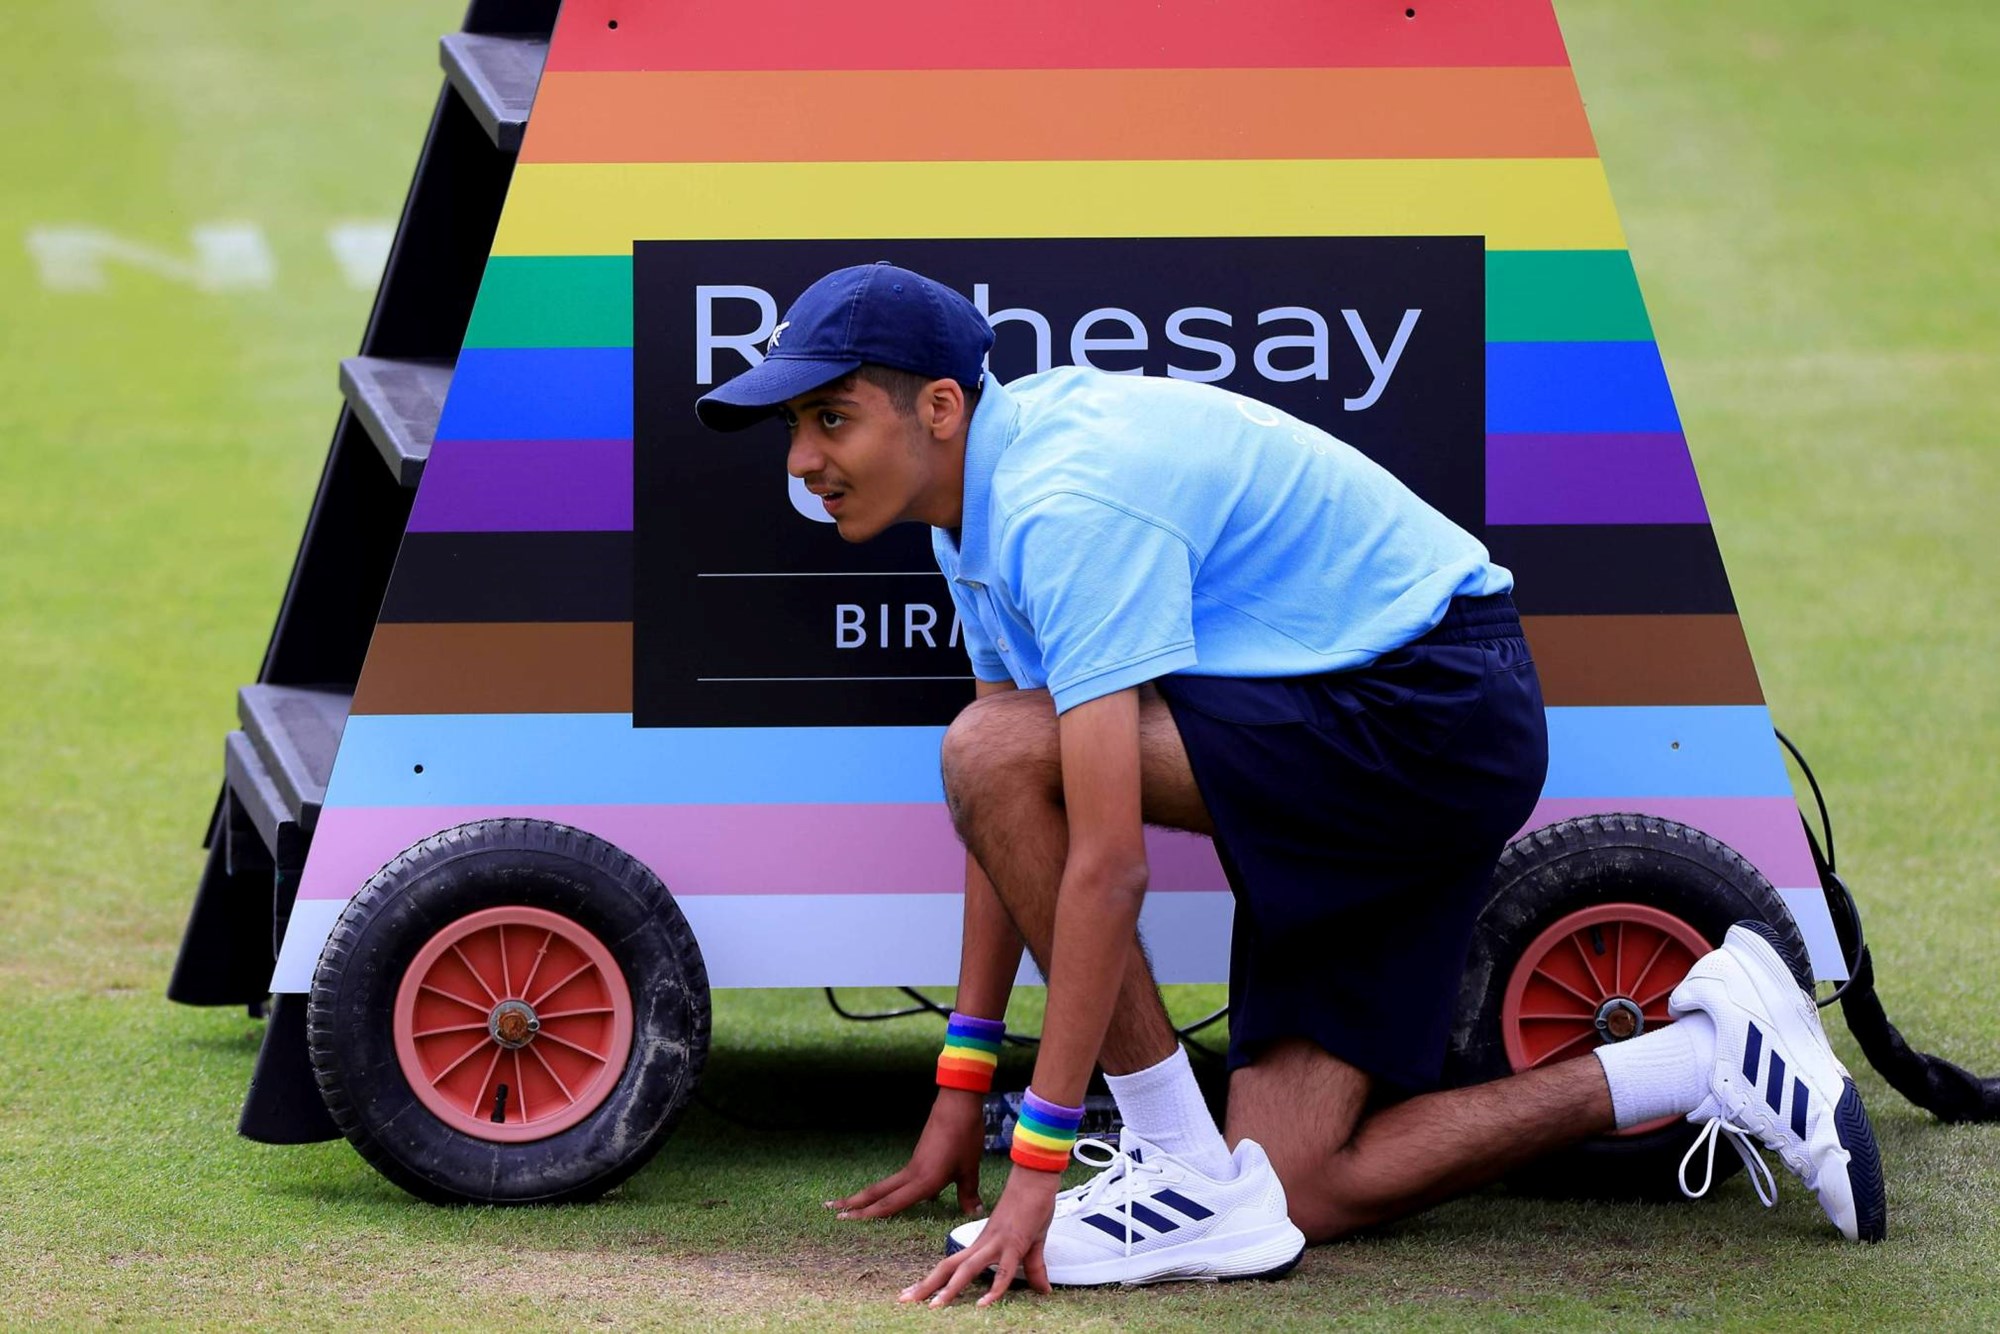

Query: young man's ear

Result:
[922,377,967,439]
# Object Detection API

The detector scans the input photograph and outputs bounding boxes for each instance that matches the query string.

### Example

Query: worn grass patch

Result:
[2,0,1997,1327]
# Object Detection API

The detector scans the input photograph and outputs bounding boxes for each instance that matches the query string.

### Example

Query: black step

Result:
[338,355,453,487]
[439,32,547,152]
[237,685,352,834]
[224,729,293,858]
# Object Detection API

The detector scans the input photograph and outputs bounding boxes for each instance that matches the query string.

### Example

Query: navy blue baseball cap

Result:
[695,262,995,431]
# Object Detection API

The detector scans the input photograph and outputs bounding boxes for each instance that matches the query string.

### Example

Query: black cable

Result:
[1777,727,1864,1009]
[821,986,1041,1045]
[1178,1005,1230,1037]
[1775,727,1836,873]
[821,986,1228,1051]
[1778,728,2000,1122]
[821,986,939,1023]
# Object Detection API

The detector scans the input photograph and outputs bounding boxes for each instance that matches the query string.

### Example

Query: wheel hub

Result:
[488,999,541,1049]
[1594,996,1646,1043]
[392,904,634,1144]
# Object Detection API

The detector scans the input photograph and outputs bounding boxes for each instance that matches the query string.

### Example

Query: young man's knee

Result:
[939,690,1059,832]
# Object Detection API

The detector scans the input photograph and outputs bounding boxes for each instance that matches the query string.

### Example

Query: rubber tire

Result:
[1446,813,1812,1201]
[307,819,710,1205]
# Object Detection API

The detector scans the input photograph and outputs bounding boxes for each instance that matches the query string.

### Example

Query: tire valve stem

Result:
[492,1084,509,1124]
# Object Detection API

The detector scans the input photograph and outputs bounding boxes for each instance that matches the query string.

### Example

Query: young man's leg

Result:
[1227,1038,1618,1240]
[938,686,1186,1077]
[937,685,1630,1209]
[937,683,1764,1246]
[939,686,1232,1176]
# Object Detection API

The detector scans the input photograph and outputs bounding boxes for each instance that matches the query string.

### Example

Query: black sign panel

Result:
[634,237,1484,728]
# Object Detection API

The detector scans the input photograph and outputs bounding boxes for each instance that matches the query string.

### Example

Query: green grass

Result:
[2,0,1997,1326]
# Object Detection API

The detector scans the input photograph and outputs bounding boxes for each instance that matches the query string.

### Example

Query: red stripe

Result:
[548,0,1571,72]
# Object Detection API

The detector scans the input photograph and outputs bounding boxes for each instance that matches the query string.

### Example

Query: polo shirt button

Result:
[998,639,1009,652]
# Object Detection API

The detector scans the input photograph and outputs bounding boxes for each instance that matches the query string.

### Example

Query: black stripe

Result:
[1487,524,1737,616]
[1742,1022,1764,1085]
[1152,1188,1215,1221]
[1080,1212,1140,1243]
[373,528,1735,629]
[379,532,632,623]
[1791,1078,1810,1139]
[1125,1202,1179,1234]
[1766,1049,1788,1116]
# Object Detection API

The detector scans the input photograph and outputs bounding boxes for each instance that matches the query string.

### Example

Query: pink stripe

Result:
[1523,797,1818,888]
[300,798,1813,906]
[299,804,1228,901]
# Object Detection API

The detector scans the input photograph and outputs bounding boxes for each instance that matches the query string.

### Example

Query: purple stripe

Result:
[300,802,1228,900]
[1486,433,1708,525]
[407,439,633,532]
[1525,797,1818,889]
[1021,1089,1086,1129]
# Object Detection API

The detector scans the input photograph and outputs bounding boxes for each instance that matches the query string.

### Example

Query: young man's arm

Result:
[907,686,1148,1308]
[829,679,1025,1220]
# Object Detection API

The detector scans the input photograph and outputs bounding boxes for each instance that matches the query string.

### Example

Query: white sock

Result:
[1103,1045,1234,1178]
[1593,1014,1716,1129]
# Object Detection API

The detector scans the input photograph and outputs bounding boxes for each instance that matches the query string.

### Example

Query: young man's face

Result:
[780,376,957,542]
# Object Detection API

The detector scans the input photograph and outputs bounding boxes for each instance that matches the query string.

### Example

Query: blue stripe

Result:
[436,348,633,441]
[1488,342,1682,434]
[324,714,947,807]
[1765,1050,1788,1116]
[1790,1078,1810,1139]
[322,706,1791,808]
[1080,1213,1139,1243]
[1542,706,1792,799]
[1125,1202,1179,1234]
[1152,1188,1215,1222]
[1741,1022,1764,1085]
[438,346,1676,441]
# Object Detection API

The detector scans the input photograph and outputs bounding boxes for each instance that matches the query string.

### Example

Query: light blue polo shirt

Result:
[931,366,1512,713]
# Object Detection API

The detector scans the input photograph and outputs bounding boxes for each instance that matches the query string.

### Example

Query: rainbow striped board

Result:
[270,0,1842,994]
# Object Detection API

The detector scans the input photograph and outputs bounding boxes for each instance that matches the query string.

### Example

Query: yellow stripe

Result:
[1011,1124,1076,1153]
[938,1050,999,1070]
[492,159,1626,255]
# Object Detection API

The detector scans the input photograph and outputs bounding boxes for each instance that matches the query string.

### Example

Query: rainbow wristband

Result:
[936,1012,1006,1093]
[1010,1089,1085,1173]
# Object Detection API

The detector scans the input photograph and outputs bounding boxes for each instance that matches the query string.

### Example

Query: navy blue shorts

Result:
[1155,592,1549,1091]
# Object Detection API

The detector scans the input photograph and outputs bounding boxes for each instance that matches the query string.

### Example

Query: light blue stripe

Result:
[325,714,948,807]
[1542,705,1790,798]
[325,706,1789,808]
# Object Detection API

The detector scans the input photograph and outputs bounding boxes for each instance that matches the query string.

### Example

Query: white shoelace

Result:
[1063,1135,1161,1257]
[1680,1116,1779,1207]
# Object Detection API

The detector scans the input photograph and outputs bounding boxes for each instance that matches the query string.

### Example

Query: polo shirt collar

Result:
[947,373,1019,585]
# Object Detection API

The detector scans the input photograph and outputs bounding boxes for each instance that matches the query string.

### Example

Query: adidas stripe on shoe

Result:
[1668,920,1888,1242]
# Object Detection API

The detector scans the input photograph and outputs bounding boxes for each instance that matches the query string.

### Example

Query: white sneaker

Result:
[1668,921,1887,1241]
[946,1131,1305,1287]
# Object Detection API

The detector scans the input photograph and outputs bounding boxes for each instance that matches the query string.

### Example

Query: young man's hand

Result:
[827,1087,987,1220]
[900,1164,1059,1308]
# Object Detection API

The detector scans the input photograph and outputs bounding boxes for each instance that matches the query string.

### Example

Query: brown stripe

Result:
[355,616,1761,715]
[1522,615,1765,707]
[353,623,632,715]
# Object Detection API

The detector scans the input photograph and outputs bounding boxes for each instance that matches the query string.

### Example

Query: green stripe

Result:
[464,256,633,349]
[462,250,1654,350]
[1485,250,1654,342]
[944,1034,1004,1056]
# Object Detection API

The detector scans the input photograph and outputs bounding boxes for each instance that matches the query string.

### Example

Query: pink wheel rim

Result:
[392,905,634,1143]
[1499,903,1711,1136]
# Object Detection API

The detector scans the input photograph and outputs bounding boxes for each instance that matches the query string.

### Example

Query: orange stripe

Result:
[523,67,1595,164]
